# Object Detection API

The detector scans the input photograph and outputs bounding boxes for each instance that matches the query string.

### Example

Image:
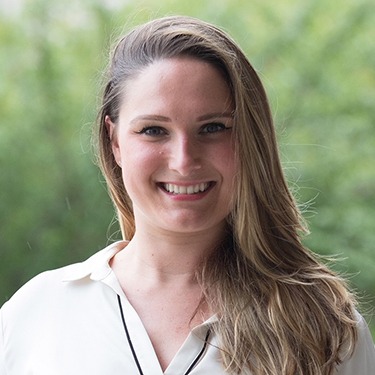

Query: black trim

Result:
[183,328,211,375]
[117,294,144,375]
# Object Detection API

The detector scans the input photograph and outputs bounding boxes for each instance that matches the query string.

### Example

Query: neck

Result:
[114,225,226,284]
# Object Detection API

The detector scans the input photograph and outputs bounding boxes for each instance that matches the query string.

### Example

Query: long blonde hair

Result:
[95,15,357,375]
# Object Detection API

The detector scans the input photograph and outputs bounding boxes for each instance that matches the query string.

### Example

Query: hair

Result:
[96,15,358,375]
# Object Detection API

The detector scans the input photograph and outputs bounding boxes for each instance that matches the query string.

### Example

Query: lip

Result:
[157,181,215,200]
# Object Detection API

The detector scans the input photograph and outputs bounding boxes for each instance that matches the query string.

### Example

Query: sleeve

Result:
[334,314,375,375]
[0,308,7,375]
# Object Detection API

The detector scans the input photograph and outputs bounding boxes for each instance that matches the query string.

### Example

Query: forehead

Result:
[119,58,233,117]
[131,57,228,87]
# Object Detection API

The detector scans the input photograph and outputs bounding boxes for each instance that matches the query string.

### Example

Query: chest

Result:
[121,288,209,371]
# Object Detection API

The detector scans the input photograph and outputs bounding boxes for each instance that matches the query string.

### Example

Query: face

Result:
[107,58,236,237]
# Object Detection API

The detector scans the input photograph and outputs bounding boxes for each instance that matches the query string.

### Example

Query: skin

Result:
[106,57,236,371]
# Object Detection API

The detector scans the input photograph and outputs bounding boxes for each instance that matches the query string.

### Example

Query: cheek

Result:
[217,143,237,179]
[221,151,238,212]
[119,141,160,184]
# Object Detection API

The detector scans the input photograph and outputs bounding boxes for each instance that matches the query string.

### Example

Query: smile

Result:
[161,182,212,195]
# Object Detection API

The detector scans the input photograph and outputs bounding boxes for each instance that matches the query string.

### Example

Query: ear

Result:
[105,115,122,167]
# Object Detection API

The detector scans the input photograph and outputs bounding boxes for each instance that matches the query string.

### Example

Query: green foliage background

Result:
[1,0,374,337]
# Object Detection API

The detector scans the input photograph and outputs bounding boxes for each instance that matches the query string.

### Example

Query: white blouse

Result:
[1,241,374,374]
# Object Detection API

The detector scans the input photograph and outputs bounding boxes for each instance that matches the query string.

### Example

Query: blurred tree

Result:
[0,0,117,301]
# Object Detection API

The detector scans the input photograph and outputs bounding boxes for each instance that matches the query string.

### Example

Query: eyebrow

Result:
[130,112,234,124]
[130,115,171,124]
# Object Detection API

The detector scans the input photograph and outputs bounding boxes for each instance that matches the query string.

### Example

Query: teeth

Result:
[163,183,210,195]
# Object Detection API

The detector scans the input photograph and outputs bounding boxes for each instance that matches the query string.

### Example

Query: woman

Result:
[1,16,374,375]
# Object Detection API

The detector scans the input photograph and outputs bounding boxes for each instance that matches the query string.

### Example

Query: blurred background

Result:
[0,0,374,337]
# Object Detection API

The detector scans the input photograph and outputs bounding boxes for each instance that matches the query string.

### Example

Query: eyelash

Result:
[136,123,231,137]
[200,122,231,134]
[136,126,166,136]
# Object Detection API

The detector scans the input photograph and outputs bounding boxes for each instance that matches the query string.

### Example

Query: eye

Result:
[137,126,167,137]
[200,122,231,134]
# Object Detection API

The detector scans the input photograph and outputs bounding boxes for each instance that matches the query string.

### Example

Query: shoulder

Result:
[335,312,375,374]
[2,267,71,316]
[0,265,77,333]
[0,241,125,322]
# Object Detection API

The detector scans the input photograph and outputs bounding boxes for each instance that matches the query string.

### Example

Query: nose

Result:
[168,135,202,176]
